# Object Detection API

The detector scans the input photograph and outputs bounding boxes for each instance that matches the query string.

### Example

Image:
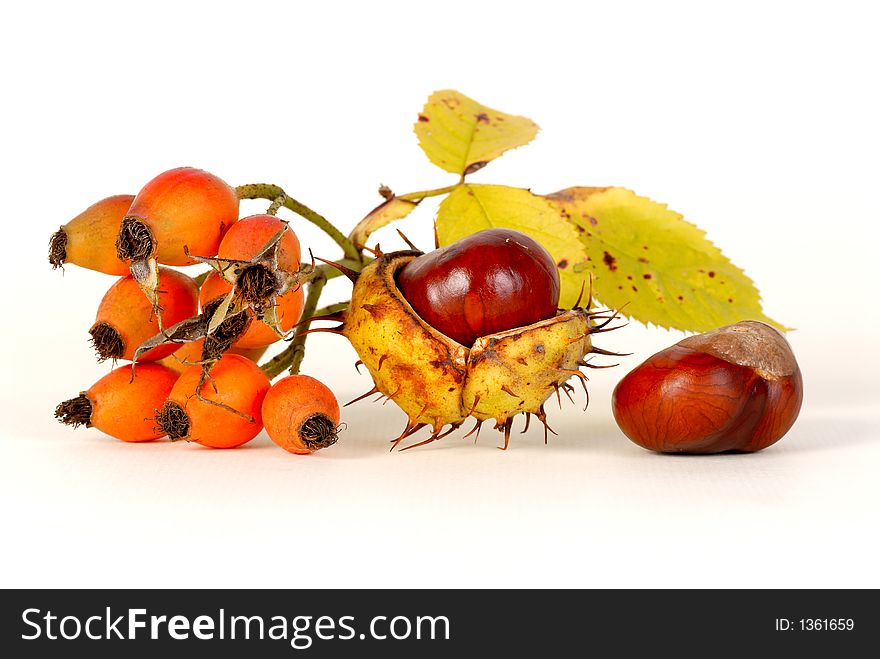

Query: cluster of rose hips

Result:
[51,167,341,454]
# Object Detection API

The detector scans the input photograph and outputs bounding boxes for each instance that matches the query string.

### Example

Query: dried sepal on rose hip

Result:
[262,375,341,454]
[131,218,306,388]
[49,195,134,275]
[200,271,304,349]
[158,339,267,374]
[318,228,621,450]
[55,363,180,442]
[185,215,308,341]
[612,321,803,453]
[154,354,270,449]
[129,291,253,369]
[218,214,302,273]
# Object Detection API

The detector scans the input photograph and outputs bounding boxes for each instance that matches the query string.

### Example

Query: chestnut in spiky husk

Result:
[337,229,618,450]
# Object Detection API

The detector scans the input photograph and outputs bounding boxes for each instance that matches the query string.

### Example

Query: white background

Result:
[1,0,878,588]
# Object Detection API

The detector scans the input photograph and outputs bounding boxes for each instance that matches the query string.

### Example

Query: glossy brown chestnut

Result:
[396,228,560,347]
[612,321,803,453]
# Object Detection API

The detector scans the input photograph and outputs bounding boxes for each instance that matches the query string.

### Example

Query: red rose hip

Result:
[396,228,560,347]
[612,321,803,453]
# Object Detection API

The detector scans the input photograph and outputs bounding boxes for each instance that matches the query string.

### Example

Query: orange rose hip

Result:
[55,363,180,442]
[261,375,341,454]
[90,268,199,362]
[155,354,270,449]
[116,167,239,266]
[49,195,134,275]
[218,214,301,272]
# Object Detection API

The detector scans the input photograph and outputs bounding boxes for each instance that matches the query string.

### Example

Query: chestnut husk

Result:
[342,251,610,449]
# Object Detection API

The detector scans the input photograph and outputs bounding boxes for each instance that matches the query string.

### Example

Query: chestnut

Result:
[612,321,803,453]
[396,228,560,347]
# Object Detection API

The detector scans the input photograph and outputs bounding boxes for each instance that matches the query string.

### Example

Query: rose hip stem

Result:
[235,184,361,262]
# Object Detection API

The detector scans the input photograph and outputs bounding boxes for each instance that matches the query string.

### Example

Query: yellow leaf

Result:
[545,187,785,331]
[436,184,590,309]
[349,197,420,251]
[415,90,539,176]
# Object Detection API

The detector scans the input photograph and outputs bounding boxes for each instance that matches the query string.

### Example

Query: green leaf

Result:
[436,184,590,309]
[545,187,785,331]
[349,196,420,250]
[415,90,539,176]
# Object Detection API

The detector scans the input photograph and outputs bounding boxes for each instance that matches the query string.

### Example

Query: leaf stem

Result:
[236,183,361,262]
[397,184,458,202]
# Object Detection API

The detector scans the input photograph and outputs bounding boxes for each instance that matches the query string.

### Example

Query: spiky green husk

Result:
[343,252,603,449]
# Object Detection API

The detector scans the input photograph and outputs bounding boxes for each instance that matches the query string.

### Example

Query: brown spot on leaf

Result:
[603,252,617,271]
[417,114,430,122]
[677,295,684,301]
[475,112,490,124]
[638,257,649,264]
[627,275,633,281]
[642,245,649,250]
[728,298,734,303]
[557,259,569,269]
[708,271,716,278]
[643,273,652,279]
[632,286,638,292]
